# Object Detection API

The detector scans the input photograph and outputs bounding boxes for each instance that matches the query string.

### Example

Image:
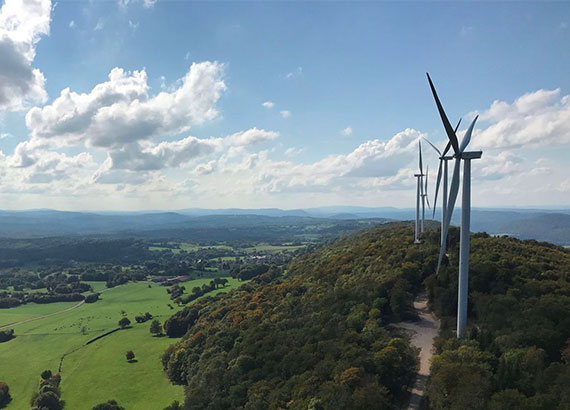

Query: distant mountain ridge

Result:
[0,207,569,244]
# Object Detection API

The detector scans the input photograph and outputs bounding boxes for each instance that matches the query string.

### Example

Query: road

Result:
[394,292,441,410]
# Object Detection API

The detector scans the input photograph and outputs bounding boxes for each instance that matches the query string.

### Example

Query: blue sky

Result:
[0,0,569,210]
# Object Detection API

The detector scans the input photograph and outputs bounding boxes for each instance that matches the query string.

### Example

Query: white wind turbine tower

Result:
[414,141,425,243]
[424,118,461,248]
[422,165,431,231]
[427,73,482,338]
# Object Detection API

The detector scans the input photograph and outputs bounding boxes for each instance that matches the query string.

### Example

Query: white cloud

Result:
[280,110,291,118]
[285,66,303,79]
[184,51,190,61]
[0,0,50,111]
[118,0,157,8]
[473,88,570,149]
[262,101,274,109]
[94,18,104,31]
[341,126,353,136]
[128,20,138,32]
[69,20,75,29]
[25,61,226,149]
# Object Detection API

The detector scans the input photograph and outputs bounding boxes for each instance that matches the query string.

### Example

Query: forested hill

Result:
[425,230,570,410]
[159,223,570,409]
[161,223,438,410]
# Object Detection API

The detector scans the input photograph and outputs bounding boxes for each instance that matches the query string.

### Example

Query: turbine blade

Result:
[423,137,442,156]
[425,166,429,192]
[441,119,460,157]
[436,158,461,274]
[459,115,479,153]
[426,73,460,155]
[432,159,443,219]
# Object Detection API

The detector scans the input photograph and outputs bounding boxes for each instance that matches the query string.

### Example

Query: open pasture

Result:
[0,277,241,409]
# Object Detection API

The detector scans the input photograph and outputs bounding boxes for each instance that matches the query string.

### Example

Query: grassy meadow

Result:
[0,277,242,410]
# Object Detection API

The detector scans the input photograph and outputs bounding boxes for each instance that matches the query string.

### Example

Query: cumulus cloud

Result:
[211,128,423,194]
[473,88,570,148]
[262,101,274,109]
[25,61,226,148]
[0,0,50,111]
[341,126,353,136]
[477,151,524,181]
[280,110,291,118]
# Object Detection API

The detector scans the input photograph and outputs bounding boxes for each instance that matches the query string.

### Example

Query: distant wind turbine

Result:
[427,72,482,338]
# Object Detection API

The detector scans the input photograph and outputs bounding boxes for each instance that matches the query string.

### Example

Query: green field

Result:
[149,242,306,255]
[0,277,242,410]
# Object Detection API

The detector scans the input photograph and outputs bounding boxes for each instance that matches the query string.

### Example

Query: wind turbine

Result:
[414,141,424,243]
[426,72,482,338]
[424,118,461,248]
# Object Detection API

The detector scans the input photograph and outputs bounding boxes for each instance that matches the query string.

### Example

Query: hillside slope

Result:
[425,230,570,410]
[161,223,440,410]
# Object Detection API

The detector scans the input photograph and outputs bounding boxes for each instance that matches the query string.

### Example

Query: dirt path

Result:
[394,292,440,410]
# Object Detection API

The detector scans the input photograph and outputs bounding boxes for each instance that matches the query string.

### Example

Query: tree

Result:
[0,329,14,343]
[92,399,125,410]
[163,401,182,410]
[126,350,135,362]
[32,391,64,410]
[150,319,162,336]
[118,317,131,329]
[0,382,11,408]
[41,369,53,380]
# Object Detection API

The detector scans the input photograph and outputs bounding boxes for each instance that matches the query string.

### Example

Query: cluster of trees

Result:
[135,312,153,323]
[230,263,270,281]
[0,382,10,408]
[0,329,14,343]
[92,400,125,410]
[175,278,228,305]
[162,224,429,409]
[423,229,570,410]
[167,284,185,300]
[30,370,64,410]
[0,237,152,268]
[85,293,100,303]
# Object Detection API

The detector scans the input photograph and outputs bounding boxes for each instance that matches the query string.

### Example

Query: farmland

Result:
[0,278,242,410]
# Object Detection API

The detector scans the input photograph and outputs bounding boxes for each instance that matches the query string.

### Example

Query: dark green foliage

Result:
[425,229,570,410]
[85,293,100,303]
[0,382,10,408]
[118,317,131,329]
[126,350,135,362]
[162,224,432,409]
[41,370,53,380]
[163,401,182,410]
[230,263,270,281]
[31,371,63,410]
[92,399,125,410]
[150,319,162,336]
[0,329,14,343]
